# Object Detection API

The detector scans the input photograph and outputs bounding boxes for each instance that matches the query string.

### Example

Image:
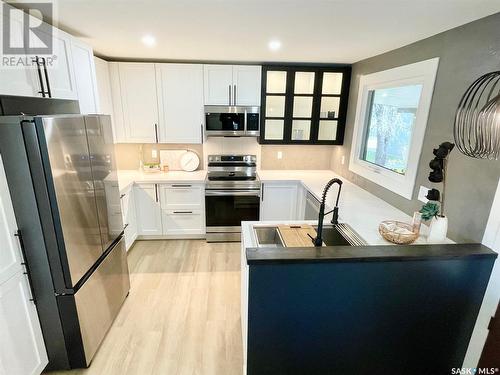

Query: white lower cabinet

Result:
[132,183,205,238]
[120,186,138,250]
[159,183,205,236]
[134,184,162,236]
[260,182,300,221]
[162,210,204,235]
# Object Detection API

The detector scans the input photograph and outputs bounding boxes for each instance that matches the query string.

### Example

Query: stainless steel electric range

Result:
[205,154,260,242]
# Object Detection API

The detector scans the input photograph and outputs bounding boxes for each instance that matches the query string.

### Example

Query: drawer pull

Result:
[171,184,192,188]
[173,211,193,214]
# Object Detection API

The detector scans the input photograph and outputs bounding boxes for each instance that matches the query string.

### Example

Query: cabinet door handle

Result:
[41,58,52,98]
[172,184,192,188]
[15,230,36,304]
[154,123,159,143]
[228,85,232,106]
[200,123,203,143]
[120,193,126,199]
[155,184,159,202]
[173,211,193,214]
[261,183,264,201]
[233,84,236,105]
[33,56,46,98]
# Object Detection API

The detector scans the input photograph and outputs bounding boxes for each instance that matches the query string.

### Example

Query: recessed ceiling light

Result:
[268,40,281,51]
[142,34,156,47]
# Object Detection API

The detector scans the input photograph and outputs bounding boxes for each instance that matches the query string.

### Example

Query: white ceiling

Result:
[31,0,500,63]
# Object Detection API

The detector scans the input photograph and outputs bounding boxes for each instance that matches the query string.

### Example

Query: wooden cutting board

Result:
[277,224,321,247]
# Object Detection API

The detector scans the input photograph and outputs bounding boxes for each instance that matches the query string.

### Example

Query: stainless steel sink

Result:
[253,226,285,247]
[252,223,366,247]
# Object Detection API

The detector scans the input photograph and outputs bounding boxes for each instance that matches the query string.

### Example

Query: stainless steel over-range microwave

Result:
[204,105,259,137]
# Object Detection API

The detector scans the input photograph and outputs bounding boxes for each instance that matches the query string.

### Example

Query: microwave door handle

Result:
[244,108,247,133]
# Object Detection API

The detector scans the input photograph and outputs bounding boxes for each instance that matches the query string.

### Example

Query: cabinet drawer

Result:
[162,209,204,235]
[160,184,203,209]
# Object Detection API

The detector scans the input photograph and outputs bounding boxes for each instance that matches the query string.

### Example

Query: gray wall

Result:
[331,12,500,243]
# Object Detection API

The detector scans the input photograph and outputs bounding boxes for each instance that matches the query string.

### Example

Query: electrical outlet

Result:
[277,151,283,159]
[151,149,157,159]
[341,155,345,165]
[418,186,430,203]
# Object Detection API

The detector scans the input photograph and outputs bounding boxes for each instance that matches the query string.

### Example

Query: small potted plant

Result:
[419,142,454,242]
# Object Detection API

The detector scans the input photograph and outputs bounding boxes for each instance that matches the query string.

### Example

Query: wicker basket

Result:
[378,220,419,245]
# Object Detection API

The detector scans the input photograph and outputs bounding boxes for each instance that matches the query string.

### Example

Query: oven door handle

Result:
[205,190,260,197]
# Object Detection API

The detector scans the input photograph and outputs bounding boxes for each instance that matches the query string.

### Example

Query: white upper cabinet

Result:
[108,62,126,142]
[233,65,262,106]
[203,65,233,105]
[156,64,204,144]
[118,63,159,143]
[94,58,115,128]
[0,7,40,97]
[204,64,261,106]
[44,31,78,100]
[71,39,99,113]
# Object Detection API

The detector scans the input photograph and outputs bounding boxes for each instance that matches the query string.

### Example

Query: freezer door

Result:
[74,237,129,366]
[40,116,103,286]
[84,115,123,250]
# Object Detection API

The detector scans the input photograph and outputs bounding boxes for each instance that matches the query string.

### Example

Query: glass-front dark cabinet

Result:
[260,65,351,145]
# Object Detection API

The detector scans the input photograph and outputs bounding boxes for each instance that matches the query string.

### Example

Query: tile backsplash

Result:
[114,143,204,170]
[261,145,334,170]
[114,139,336,171]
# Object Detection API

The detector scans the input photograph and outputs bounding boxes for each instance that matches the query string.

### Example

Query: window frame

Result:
[348,58,440,199]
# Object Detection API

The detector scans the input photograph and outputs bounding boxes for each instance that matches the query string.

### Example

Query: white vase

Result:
[427,216,448,243]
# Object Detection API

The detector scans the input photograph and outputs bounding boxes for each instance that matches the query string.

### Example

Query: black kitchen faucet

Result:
[312,178,343,247]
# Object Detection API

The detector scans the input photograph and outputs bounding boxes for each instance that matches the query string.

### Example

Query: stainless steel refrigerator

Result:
[0,96,130,370]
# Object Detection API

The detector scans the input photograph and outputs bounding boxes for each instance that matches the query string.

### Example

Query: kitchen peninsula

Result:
[240,171,497,375]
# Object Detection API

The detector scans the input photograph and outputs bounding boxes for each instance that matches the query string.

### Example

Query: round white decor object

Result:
[180,151,200,172]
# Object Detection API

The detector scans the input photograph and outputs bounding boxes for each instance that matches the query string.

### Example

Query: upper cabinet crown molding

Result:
[204,64,261,106]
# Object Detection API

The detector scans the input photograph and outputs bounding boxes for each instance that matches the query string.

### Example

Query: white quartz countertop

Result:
[118,169,207,192]
[118,168,451,245]
[256,170,452,245]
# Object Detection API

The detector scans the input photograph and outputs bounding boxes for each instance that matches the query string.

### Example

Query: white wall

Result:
[463,176,500,367]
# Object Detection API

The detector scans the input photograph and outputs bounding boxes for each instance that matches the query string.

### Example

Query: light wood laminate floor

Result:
[47,240,243,375]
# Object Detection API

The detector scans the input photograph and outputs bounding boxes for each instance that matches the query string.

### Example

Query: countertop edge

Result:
[245,243,498,265]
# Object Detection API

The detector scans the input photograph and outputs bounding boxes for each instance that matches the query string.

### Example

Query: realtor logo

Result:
[2,2,53,55]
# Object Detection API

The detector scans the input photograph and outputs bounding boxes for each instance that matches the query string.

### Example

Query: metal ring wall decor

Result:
[454,71,500,160]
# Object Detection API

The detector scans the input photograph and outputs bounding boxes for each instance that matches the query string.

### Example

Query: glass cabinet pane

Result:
[267,71,287,93]
[265,119,285,140]
[294,72,315,94]
[322,73,343,94]
[293,96,313,118]
[291,120,311,140]
[318,120,338,141]
[320,97,340,118]
[266,96,286,117]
